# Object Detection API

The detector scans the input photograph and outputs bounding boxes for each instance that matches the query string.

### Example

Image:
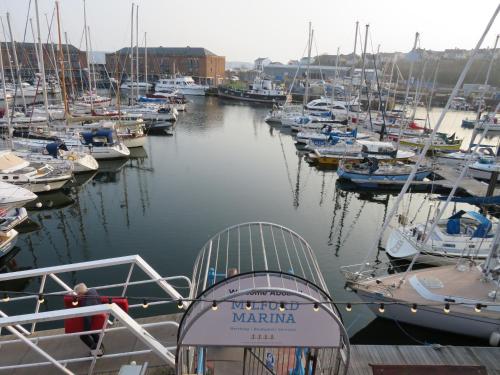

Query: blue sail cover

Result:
[81,129,114,146]
[446,210,492,238]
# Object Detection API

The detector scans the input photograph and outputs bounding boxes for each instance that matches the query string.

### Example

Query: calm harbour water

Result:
[3,97,498,345]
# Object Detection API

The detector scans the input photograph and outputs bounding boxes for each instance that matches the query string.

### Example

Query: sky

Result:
[0,0,498,63]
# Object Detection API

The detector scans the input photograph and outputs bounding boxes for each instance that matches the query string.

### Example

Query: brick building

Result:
[0,42,87,82]
[105,46,225,85]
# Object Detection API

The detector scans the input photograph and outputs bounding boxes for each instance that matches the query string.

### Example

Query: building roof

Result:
[113,46,218,57]
[2,42,81,52]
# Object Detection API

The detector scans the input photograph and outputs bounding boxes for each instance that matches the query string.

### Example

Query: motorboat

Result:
[155,76,207,96]
[218,77,289,105]
[0,150,72,193]
[0,207,29,231]
[337,158,432,186]
[115,121,147,148]
[0,181,37,209]
[298,128,370,146]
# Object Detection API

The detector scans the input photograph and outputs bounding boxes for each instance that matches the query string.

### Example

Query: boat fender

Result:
[68,154,76,161]
[489,331,500,346]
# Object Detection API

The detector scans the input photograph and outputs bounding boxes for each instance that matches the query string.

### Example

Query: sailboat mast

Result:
[144,32,147,90]
[0,35,13,149]
[331,47,340,105]
[303,21,312,111]
[135,5,139,94]
[346,21,359,125]
[82,0,93,110]
[87,26,96,92]
[55,1,68,117]
[6,13,27,111]
[34,0,50,117]
[130,3,134,103]
[64,32,76,99]
[45,12,59,90]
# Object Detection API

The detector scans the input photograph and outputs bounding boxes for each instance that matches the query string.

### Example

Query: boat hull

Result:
[122,135,147,148]
[356,289,499,340]
[218,87,288,105]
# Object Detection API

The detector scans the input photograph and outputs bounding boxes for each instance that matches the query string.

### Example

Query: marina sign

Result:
[179,273,342,348]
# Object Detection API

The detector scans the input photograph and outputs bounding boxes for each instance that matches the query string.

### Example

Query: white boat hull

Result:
[356,289,499,340]
[88,144,130,160]
[122,135,147,148]
[0,229,18,259]
[26,177,70,193]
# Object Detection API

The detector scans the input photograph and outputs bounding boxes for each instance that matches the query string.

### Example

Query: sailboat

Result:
[386,210,498,263]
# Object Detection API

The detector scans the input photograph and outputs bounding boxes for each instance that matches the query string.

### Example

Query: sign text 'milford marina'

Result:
[231,301,299,324]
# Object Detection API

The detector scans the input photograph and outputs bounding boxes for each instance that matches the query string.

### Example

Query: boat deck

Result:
[0,310,498,375]
[354,264,498,318]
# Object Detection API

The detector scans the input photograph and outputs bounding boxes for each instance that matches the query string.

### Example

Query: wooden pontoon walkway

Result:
[0,312,498,375]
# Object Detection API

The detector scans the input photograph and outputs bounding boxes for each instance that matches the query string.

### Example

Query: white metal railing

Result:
[0,255,191,334]
[0,303,177,374]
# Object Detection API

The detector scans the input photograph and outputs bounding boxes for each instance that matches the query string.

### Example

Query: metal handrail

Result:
[0,304,177,374]
[0,255,190,333]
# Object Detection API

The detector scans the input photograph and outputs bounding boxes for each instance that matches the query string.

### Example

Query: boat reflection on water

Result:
[92,158,128,184]
[26,190,75,211]
[0,249,33,292]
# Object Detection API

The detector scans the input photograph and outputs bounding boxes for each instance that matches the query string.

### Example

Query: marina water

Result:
[4,96,496,345]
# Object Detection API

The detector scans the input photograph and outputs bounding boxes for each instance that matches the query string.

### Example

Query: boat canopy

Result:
[446,210,492,238]
[81,129,114,146]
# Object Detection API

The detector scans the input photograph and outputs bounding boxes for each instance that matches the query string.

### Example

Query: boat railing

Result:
[0,255,191,334]
[0,303,178,374]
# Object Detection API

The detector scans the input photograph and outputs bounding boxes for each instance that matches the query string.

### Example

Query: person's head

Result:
[74,283,88,296]
[227,268,238,277]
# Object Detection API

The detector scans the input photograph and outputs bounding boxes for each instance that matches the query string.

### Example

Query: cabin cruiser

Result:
[306,98,360,123]
[119,104,177,123]
[155,76,207,96]
[0,150,72,193]
[386,210,497,264]
[0,181,37,209]
[218,77,289,105]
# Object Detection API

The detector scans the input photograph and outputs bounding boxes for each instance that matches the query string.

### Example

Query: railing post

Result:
[122,263,135,297]
[31,274,47,334]
[87,312,110,375]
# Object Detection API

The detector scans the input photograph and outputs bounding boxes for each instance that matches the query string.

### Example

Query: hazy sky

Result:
[0,0,498,62]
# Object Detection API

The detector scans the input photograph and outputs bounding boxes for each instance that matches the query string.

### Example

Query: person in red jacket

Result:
[74,283,105,356]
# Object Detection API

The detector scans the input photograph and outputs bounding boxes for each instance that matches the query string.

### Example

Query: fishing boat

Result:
[0,150,72,193]
[337,158,432,186]
[0,181,37,209]
[155,76,207,96]
[386,210,497,264]
[399,132,462,152]
[218,76,289,105]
